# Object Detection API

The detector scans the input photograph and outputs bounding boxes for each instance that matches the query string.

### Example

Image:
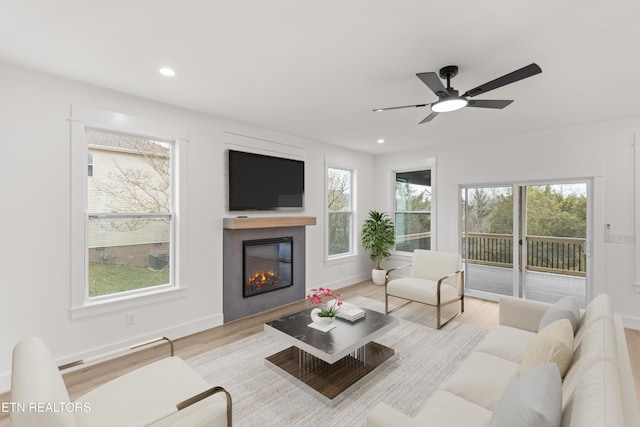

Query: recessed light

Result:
[377,139,385,144]
[159,67,176,77]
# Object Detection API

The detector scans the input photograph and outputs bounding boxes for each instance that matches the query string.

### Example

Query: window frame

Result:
[70,106,188,319]
[86,130,175,301]
[391,159,436,256]
[87,152,93,177]
[326,165,356,261]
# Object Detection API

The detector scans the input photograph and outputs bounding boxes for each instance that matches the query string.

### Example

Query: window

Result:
[394,169,432,252]
[86,129,174,299]
[327,167,354,257]
[70,106,187,318]
[87,152,93,176]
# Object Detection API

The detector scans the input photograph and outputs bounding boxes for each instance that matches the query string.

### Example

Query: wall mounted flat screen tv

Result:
[228,150,304,211]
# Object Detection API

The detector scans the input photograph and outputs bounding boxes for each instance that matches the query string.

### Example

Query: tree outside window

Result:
[86,129,174,298]
[327,167,353,257]
[395,170,431,252]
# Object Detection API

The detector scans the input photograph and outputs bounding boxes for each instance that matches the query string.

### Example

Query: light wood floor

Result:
[1,281,638,426]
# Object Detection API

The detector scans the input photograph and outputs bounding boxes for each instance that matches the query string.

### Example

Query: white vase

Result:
[311,308,335,327]
[372,268,387,286]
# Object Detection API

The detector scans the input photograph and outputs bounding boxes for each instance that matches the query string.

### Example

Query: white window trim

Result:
[390,158,436,257]
[325,165,357,263]
[70,105,188,319]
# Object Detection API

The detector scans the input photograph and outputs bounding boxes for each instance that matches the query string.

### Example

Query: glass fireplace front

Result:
[243,237,293,297]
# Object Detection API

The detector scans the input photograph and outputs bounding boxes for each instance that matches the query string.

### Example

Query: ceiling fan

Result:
[373,63,542,124]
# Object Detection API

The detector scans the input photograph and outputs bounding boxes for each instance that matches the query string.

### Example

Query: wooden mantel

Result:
[223,216,317,230]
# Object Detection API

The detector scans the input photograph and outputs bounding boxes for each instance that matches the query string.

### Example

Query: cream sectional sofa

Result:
[367,294,640,426]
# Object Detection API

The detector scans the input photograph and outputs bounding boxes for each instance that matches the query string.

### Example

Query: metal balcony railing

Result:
[463,233,586,277]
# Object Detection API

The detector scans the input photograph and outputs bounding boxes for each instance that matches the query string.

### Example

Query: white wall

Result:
[374,118,640,328]
[4,59,639,393]
[0,63,374,391]
[221,121,374,289]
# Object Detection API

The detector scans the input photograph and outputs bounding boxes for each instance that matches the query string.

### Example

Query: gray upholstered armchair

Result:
[385,249,465,329]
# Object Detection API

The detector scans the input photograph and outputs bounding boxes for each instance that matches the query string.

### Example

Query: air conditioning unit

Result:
[148,253,169,270]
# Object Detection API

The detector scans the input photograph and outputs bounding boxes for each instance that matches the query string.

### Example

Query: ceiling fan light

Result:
[431,97,468,113]
[159,67,176,77]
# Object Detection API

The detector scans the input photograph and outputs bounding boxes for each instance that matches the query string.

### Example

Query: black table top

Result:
[264,306,398,360]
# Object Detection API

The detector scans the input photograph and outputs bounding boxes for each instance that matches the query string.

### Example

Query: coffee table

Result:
[264,306,399,404]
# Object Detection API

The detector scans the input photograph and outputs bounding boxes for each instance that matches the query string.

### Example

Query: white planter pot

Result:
[310,308,335,327]
[371,268,387,286]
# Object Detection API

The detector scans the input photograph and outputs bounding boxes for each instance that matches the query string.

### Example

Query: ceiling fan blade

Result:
[416,72,448,97]
[373,103,428,112]
[467,99,514,109]
[462,63,542,98]
[419,111,439,124]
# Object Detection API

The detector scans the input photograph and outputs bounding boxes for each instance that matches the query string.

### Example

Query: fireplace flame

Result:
[247,270,281,290]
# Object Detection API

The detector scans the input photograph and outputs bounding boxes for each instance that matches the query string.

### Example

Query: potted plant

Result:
[306,287,343,327]
[361,210,395,285]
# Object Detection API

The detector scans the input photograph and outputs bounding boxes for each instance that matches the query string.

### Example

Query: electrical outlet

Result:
[126,312,136,325]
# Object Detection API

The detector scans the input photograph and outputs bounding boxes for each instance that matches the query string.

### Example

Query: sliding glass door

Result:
[461,186,516,297]
[461,182,588,307]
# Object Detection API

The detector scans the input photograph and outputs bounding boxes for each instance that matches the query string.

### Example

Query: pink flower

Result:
[306,287,343,317]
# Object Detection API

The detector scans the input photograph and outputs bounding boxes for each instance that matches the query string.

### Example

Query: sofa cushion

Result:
[366,402,415,427]
[539,296,580,333]
[522,319,574,378]
[488,363,562,427]
[439,351,520,411]
[416,390,492,427]
[475,325,536,364]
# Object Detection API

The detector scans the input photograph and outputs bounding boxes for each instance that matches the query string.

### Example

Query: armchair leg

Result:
[437,301,464,329]
[385,291,389,313]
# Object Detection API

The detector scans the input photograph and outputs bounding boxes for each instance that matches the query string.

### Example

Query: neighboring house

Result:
[87,131,171,269]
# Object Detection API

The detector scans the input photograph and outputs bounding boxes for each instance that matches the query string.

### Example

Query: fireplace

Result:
[223,224,307,323]
[243,237,293,297]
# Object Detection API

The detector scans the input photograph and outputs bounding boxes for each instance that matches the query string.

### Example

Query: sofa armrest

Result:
[499,296,550,332]
[367,402,416,427]
[614,317,640,426]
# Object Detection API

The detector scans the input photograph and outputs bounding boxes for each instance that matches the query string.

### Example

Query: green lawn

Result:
[88,262,170,297]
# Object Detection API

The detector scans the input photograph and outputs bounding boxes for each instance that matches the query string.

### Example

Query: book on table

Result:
[337,302,365,321]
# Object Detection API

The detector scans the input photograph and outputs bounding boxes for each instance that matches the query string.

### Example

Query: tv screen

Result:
[228,150,305,211]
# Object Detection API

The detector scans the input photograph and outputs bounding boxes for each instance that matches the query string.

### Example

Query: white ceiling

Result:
[2,1,640,154]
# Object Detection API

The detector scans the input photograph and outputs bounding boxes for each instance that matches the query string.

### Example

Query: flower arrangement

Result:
[306,287,343,317]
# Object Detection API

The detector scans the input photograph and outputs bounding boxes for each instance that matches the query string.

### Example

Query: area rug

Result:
[187,297,487,427]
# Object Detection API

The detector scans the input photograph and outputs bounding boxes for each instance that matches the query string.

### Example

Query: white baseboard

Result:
[59,313,225,366]
[0,313,224,394]
[0,371,9,395]
[320,273,370,290]
[620,313,640,331]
